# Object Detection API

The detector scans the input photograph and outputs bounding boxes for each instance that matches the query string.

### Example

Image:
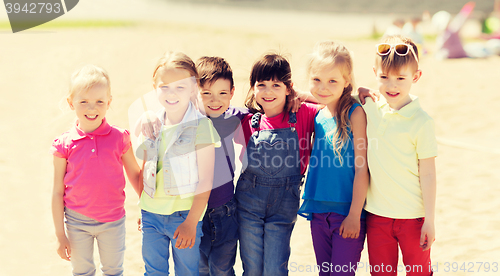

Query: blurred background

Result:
[1,0,499,275]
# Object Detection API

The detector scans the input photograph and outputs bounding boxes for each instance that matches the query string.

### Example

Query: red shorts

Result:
[366,213,433,276]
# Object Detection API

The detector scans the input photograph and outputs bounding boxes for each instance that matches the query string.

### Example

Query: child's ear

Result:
[413,70,422,83]
[286,82,294,96]
[230,86,235,100]
[107,95,113,109]
[345,75,352,88]
[67,98,75,110]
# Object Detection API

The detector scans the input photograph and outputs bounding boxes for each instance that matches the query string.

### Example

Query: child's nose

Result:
[388,80,397,89]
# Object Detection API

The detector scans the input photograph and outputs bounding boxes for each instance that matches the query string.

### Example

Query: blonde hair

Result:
[376,35,419,75]
[308,41,356,164]
[152,51,198,87]
[68,65,111,100]
[244,53,297,115]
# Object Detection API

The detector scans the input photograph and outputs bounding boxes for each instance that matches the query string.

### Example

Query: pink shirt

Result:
[238,103,318,174]
[50,118,131,222]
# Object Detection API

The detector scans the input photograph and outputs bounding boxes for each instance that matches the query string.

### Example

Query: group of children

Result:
[51,34,437,276]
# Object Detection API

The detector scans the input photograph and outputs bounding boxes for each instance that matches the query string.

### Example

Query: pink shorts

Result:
[366,213,433,276]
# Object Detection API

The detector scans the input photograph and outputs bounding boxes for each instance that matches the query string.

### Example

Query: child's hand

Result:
[173,220,197,249]
[357,86,380,104]
[140,111,161,140]
[288,90,320,113]
[288,95,303,113]
[339,215,361,239]
[56,235,71,261]
[420,220,435,251]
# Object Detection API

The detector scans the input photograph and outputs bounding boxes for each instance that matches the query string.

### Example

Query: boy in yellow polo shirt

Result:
[361,35,437,276]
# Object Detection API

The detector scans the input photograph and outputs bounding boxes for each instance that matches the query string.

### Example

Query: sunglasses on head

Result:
[376,43,419,62]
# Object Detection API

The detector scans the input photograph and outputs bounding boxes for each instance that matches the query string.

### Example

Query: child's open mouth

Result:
[85,115,98,120]
[386,92,400,97]
[208,105,222,111]
[166,100,179,105]
[262,98,276,102]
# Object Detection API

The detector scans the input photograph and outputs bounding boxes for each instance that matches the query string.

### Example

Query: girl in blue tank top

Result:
[298,41,369,276]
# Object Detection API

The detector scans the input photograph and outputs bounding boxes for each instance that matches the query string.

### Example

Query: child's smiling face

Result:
[309,64,350,109]
[253,79,290,118]
[374,64,421,110]
[199,78,234,118]
[68,83,111,133]
[155,67,195,116]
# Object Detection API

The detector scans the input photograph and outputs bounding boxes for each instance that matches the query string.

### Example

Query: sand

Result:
[1,0,499,275]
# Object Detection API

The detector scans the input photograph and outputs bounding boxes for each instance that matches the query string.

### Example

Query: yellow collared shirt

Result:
[361,95,437,219]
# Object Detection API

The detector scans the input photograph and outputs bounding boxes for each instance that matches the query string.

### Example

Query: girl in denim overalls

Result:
[136,52,220,276]
[236,53,319,276]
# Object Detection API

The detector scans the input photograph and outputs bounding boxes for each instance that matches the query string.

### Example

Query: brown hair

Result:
[196,56,234,89]
[152,51,198,86]
[68,64,111,100]
[308,41,356,164]
[376,35,419,76]
[244,53,297,114]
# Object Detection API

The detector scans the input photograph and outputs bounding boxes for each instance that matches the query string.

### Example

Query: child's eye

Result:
[398,77,405,81]
[380,75,388,79]
[312,78,320,82]
[329,80,337,83]
[160,85,169,90]
[273,83,281,88]
[80,101,87,104]
[220,91,227,95]
[177,86,185,90]
[257,83,265,88]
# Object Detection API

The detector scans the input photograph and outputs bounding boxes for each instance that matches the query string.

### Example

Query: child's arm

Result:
[339,107,369,239]
[419,157,436,251]
[288,90,320,113]
[52,156,71,261]
[122,147,143,196]
[173,143,215,249]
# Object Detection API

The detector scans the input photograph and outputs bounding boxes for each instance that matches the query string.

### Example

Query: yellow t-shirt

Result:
[361,95,437,219]
[140,118,220,220]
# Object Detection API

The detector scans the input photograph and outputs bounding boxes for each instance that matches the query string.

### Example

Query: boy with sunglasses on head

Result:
[358,35,437,275]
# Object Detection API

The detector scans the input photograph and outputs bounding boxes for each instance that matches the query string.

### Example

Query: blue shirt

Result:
[298,103,366,220]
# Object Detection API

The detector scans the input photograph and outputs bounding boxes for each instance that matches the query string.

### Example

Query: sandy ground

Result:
[0,0,499,275]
